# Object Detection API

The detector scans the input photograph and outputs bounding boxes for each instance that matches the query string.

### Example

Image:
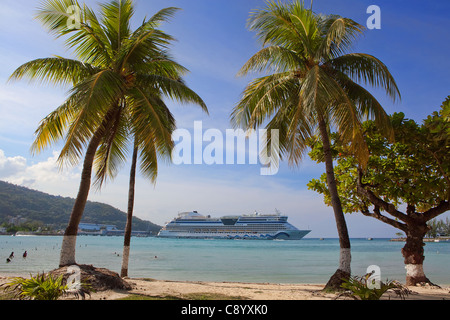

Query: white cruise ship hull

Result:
[157,211,311,240]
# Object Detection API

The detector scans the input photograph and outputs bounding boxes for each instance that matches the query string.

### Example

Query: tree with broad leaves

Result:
[308,99,450,286]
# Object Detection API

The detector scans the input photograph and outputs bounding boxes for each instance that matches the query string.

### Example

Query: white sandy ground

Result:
[2,275,448,300]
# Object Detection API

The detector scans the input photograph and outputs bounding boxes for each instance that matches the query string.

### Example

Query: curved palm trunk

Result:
[59,131,103,267]
[59,107,119,267]
[318,118,351,289]
[121,142,138,277]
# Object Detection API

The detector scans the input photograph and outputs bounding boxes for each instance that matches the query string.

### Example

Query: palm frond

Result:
[329,53,401,102]
[128,91,175,181]
[31,99,78,155]
[238,45,303,76]
[35,0,81,37]
[35,0,112,66]
[8,57,98,86]
[117,25,176,72]
[248,0,316,54]
[93,102,130,187]
[58,69,126,167]
[137,74,208,114]
[100,0,134,52]
[231,72,297,129]
[316,15,364,60]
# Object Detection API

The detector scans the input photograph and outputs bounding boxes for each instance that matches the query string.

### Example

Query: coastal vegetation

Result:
[427,218,450,238]
[0,180,159,233]
[231,0,399,289]
[340,276,411,300]
[1,272,91,300]
[308,98,450,285]
[9,0,206,268]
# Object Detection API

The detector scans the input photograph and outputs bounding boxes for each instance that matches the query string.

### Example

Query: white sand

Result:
[1,275,449,300]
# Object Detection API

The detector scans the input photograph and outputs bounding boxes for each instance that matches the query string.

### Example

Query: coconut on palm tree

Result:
[231,0,400,289]
[9,0,207,267]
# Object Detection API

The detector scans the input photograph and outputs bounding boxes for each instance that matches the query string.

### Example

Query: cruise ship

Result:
[157,211,311,240]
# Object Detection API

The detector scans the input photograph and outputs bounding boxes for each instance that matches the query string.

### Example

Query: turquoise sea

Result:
[1,236,449,285]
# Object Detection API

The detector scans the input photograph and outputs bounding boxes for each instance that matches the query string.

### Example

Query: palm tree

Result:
[9,0,207,267]
[231,0,400,289]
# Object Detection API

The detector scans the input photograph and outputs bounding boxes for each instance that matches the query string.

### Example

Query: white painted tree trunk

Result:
[121,245,130,277]
[60,235,77,266]
[339,248,352,274]
[405,263,427,285]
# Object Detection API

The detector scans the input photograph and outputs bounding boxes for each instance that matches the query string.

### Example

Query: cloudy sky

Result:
[0,0,449,238]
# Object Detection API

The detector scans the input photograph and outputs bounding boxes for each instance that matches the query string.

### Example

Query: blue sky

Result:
[0,0,449,237]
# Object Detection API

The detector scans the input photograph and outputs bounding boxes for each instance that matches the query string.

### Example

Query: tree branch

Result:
[360,205,408,232]
[356,168,414,224]
[422,200,450,222]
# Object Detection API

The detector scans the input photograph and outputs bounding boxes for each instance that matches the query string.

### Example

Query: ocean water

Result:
[1,236,449,285]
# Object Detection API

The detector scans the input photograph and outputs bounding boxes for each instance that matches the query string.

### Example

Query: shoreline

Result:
[1,274,449,300]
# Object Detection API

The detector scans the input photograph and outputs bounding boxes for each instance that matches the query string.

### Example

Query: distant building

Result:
[78,223,118,232]
[77,223,150,237]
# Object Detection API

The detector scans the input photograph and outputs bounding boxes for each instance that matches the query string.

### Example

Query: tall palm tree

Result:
[9,0,207,267]
[231,0,400,289]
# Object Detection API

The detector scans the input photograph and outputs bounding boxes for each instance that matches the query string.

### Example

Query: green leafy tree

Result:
[9,0,206,267]
[231,0,399,289]
[308,102,450,286]
[427,218,450,238]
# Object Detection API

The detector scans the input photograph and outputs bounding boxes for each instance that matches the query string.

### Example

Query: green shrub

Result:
[340,275,411,300]
[1,273,91,300]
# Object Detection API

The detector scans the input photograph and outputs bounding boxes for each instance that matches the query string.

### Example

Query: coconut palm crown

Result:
[231,0,400,288]
[9,0,207,266]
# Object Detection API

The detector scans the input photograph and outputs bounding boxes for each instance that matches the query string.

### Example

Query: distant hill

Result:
[0,180,161,233]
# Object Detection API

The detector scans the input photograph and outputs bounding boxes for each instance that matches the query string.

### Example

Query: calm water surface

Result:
[1,236,449,284]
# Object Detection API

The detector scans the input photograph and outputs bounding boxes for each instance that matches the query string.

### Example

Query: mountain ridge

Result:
[0,180,161,233]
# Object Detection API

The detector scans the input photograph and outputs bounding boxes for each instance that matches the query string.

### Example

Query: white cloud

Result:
[0,149,80,191]
[0,149,27,177]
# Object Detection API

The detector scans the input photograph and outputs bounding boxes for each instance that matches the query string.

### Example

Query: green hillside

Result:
[0,180,161,233]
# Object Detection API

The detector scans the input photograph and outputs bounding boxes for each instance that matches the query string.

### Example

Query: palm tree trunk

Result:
[59,130,103,267]
[121,141,138,277]
[59,107,119,267]
[318,117,351,289]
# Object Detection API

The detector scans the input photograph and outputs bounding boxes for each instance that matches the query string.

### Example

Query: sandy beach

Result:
[85,279,450,300]
[2,275,448,300]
